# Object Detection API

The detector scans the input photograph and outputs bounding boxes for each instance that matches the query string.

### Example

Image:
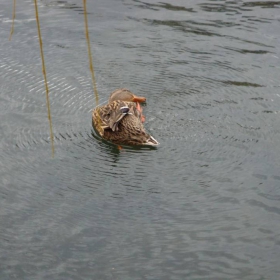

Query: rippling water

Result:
[1,0,280,279]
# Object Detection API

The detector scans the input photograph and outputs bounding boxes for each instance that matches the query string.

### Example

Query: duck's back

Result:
[92,101,141,136]
[92,100,159,146]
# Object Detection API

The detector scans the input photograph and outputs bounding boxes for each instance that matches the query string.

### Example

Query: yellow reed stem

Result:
[34,0,55,157]
[9,0,16,40]
[83,0,99,105]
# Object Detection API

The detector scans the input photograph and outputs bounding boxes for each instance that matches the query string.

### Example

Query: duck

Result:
[92,88,159,146]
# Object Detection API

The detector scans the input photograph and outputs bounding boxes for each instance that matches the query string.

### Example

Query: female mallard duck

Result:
[92,88,159,146]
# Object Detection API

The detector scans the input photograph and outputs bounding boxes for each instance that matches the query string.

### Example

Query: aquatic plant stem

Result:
[9,0,16,40]
[34,0,55,157]
[83,0,99,105]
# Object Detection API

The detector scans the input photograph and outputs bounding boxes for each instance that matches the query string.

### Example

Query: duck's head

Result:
[109,88,146,103]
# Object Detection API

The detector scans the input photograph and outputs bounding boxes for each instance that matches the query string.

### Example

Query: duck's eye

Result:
[120,106,129,114]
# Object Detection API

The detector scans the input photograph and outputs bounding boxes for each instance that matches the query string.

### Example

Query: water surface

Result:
[1,0,280,279]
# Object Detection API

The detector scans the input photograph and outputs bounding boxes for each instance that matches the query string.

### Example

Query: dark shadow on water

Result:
[132,0,196,13]
[242,1,280,8]
[221,80,264,87]
[223,46,272,54]
[41,0,92,14]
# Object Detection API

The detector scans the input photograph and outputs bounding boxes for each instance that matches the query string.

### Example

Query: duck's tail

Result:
[145,135,160,146]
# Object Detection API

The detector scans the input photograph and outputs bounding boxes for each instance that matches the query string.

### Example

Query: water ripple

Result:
[1,0,280,279]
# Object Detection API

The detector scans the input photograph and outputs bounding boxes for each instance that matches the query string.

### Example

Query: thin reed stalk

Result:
[9,0,16,40]
[83,0,99,105]
[34,0,55,157]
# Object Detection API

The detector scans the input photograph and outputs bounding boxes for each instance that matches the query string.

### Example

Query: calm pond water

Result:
[1,0,280,279]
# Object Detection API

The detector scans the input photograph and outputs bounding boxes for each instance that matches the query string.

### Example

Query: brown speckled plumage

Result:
[92,89,159,146]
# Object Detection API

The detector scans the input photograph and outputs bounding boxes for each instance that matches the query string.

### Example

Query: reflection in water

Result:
[132,0,196,13]
[42,0,83,11]
[221,80,263,87]
[1,0,280,279]
[243,1,280,8]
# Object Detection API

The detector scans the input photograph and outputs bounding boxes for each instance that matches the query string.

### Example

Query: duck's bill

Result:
[132,95,146,103]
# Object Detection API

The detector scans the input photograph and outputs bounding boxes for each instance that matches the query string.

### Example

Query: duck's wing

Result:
[100,101,138,132]
[93,101,141,134]
[109,104,131,132]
